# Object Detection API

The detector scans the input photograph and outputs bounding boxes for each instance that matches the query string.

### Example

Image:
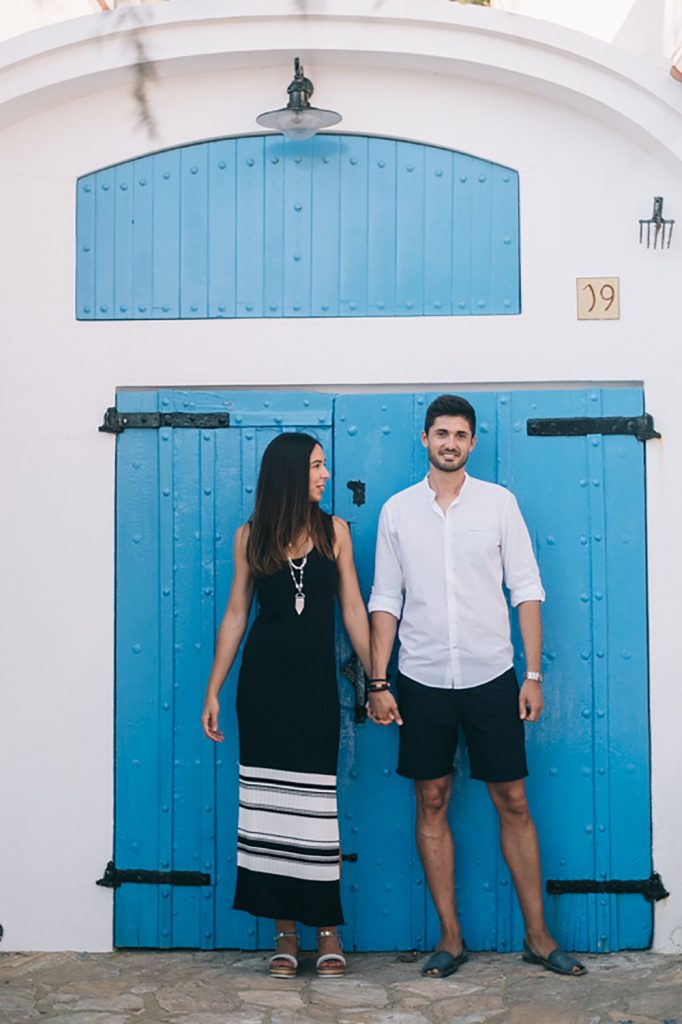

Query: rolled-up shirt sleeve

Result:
[368,503,405,619]
[501,493,546,607]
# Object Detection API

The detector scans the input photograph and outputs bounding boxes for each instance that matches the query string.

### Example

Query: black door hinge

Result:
[99,408,230,434]
[96,860,211,889]
[527,414,660,442]
[546,872,668,902]
[341,853,358,863]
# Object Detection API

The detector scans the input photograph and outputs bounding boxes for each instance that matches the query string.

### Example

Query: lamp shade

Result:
[256,106,341,141]
[256,58,342,141]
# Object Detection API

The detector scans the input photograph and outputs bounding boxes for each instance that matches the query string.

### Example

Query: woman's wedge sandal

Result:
[316,930,346,978]
[268,930,300,979]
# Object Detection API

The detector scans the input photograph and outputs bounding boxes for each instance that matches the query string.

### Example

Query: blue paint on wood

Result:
[236,138,265,318]
[311,135,341,316]
[113,162,134,318]
[180,146,209,318]
[339,136,369,317]
[94,167,115,319]
[152,151,180,318]
[76,176,96,318]
[367,138,397,316]
[132,157,154,319]
[114,391,334,949]
[208,140,237,318]
[333,388,652,954]
[114,389,161,948]
[77,135,520,320]
[396,142,425,316]
[114,387,651,952]
[424,147,453,315]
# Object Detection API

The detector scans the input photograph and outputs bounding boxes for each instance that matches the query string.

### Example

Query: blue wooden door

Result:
[114,386,652,952]
[113,389,334,949]
[334,387,652,953]
[77,135,519,321]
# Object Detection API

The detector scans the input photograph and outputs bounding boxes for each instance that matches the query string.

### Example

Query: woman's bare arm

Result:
[333,517,371,676]
[201,525,255,742]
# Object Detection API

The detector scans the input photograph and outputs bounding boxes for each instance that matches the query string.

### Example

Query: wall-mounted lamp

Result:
[256,58,342,141]
[639,196,674,249]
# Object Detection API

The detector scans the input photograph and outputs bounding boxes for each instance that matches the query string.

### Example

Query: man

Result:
[367,394,585,979]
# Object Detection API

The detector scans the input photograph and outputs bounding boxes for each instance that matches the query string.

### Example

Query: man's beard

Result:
[428,450,468,473]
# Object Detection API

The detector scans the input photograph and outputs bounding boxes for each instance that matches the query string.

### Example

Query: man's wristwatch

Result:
[525,671,543,683]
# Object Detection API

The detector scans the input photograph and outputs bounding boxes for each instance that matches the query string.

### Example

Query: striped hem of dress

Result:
[237,764,341,883]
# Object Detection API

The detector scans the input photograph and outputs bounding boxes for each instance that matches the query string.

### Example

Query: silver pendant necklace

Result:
[287,554,307,615]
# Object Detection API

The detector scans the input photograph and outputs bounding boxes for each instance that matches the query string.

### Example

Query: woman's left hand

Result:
[202,695,224,742]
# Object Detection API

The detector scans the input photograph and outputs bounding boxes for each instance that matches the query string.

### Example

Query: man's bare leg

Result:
[488,779,583,970]
[414,776,464,970]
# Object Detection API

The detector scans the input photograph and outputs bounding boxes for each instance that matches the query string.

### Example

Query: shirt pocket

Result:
[452,528,500,566]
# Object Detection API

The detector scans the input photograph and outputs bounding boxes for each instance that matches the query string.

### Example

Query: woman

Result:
[202,432,371,978]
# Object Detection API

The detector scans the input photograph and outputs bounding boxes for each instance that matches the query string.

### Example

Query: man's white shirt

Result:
[368,474,545,690]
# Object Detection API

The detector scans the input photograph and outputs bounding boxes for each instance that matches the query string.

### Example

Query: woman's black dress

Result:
[233,537,343,926]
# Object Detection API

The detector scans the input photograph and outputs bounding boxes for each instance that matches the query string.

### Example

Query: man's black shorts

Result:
[396,668,528,783]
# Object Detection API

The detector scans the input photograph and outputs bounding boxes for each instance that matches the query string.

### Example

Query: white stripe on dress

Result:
[237,762,341,883]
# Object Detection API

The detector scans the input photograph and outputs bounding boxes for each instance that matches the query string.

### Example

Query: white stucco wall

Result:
[0,0,162,42]
[1,0,681,62]
[0,1,681,952]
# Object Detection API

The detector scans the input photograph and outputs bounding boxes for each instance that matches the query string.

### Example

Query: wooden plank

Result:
[94,167,115,319]
[151,149,180,318]
[180,144,209,318]
[339,136,368,317]
[333,393,417,951]
[452,152,474,315]
[491,163,521,314]
[600,387,652,950]
[166,410,203,948]
[311,134,341,317]
[114,390,161,947]
[283,138,312,316]
[367,138,397,317]
[263,135,285,317]
[208,139,237,318]
[156,405,175,947]
[470,160,494,315]
[76,175,96,319]
[395,142,425,315]
[235,137,265,317]
[113,161,134,319]
[424,147,454,316]
[133,155,155,319]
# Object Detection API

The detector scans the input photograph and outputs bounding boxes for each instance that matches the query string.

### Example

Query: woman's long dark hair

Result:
[247,432,334,576]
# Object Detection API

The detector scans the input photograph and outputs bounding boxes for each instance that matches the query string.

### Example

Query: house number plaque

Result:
[576,277,620,320]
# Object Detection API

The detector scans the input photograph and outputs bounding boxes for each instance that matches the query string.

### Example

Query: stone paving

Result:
[1,948,681,1024]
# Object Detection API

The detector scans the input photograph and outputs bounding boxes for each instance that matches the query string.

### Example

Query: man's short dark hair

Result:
[424,395,476,437]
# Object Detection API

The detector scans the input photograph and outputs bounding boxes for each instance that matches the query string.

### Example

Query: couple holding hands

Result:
[201,394,585,981]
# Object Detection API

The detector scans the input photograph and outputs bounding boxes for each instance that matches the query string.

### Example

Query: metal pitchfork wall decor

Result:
[639,196,674,249]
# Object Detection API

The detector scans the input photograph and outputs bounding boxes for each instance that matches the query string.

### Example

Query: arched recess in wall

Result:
[76,134,520,320]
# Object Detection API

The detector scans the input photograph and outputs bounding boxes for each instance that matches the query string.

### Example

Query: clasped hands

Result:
[366,690,403,726]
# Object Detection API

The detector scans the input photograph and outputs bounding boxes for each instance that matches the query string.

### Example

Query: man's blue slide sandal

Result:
[522,940,586,976]
[420,946,469,978]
